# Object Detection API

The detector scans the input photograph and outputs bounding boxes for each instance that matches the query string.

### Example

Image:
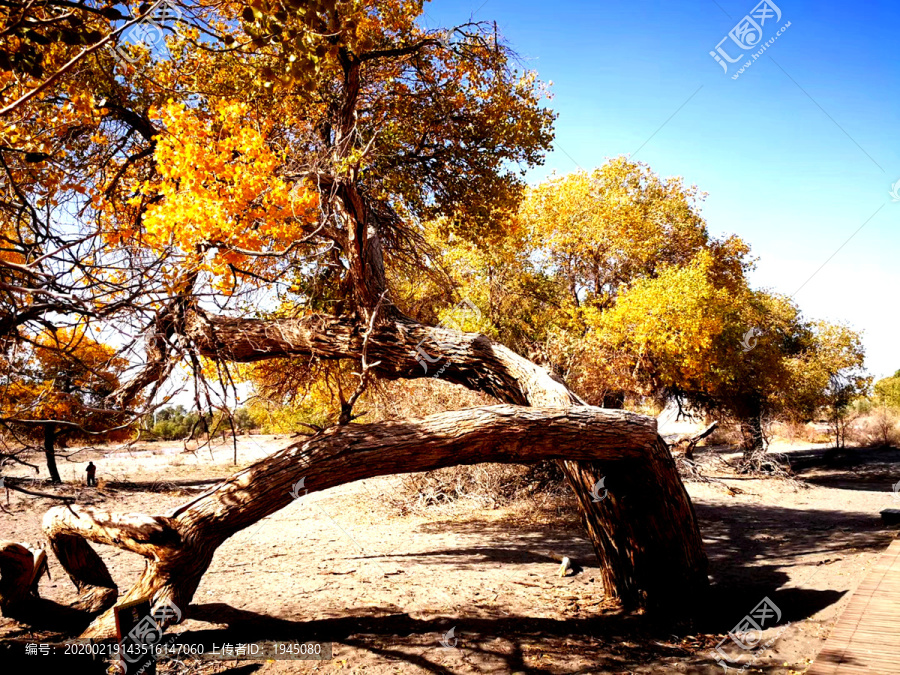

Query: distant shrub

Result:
[145,406,210,440]
[853,407,900,448]
[388,462,568,514]
[874,371,900,410]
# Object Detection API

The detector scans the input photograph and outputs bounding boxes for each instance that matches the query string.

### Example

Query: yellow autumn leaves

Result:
[0,328,131,438]
[588,252,734,387]
[124,100,319,290]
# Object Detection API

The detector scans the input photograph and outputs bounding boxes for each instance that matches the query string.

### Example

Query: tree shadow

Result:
[787,445,900,493]
[4,458,897,672]
[181,598,820,674]
[0,597,93,634]
[162,495,893,673]
[693,498,893,631]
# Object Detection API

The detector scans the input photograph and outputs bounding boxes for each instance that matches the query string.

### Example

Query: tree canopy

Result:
[2,0,556,437]
[392,158,870,454]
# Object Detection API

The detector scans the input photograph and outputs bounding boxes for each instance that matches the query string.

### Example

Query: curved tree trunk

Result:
[99,163,709,624]
[173,309,709,612]
[44,404,672,637]
[0,541,48,616]
[83,308,708,636]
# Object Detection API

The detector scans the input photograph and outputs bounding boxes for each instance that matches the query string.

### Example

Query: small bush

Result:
[705,423,743,447]
[389,462,568,513]
[769,420,832,445]
[854,408,900,448]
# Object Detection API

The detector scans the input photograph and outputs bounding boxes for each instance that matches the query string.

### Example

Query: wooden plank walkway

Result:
[807,537,900,674]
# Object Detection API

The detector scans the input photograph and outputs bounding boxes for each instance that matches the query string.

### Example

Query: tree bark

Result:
[669,422,719,461]
[44,404,670,637]
[178,309,709,611]
[44,423,61,484]
[100,308,709,623]
[0,542,48,616]
[0,542,35,617]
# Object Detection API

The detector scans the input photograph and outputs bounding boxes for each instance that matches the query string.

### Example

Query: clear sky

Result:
[424,0,899,380]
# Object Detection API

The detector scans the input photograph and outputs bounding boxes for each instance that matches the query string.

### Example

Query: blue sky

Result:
[424,0,899,379]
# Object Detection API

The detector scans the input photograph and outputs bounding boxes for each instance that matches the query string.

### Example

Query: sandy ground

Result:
[1,435,899,674]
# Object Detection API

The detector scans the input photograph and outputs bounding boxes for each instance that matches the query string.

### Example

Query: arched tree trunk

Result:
[43,404,691,638]
[96,153,708,625]
[43,423,61,484]
[97,309,708,630]
[177,309,709,612]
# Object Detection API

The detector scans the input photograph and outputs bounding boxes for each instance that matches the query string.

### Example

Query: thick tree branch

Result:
[42,403,657,637]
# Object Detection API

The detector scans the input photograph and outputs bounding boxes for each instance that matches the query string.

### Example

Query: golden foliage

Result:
[108,100,319,290]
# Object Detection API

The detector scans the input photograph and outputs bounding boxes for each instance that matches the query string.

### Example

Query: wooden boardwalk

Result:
[807,537,900,674]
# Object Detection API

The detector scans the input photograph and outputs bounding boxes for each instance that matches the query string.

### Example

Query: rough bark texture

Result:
[178,309,709,611]
[0,543,34,616]
[740,414,765,459]
[89,244,710,633]
[44,405,705,637]
[44,404,664,638]
[669,422,719,461]
[0,542,45,616]
[47,531,119,613]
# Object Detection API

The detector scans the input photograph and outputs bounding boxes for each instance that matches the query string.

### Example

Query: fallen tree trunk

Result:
[668,422,719,461]
[0,541,48,616]
[106,308,709,616]
[178,310,709,611]
[45,404,667,637]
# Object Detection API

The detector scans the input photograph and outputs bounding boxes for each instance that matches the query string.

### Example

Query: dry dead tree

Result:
[668,421,719,461]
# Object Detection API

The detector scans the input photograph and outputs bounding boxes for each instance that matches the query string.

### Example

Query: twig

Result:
[1,478,75,502]
[0,1,168,116]
[337,292,386,425]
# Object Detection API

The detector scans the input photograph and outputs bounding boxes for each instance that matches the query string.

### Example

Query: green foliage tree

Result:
[874,371,900,409]
[406,159,869,459]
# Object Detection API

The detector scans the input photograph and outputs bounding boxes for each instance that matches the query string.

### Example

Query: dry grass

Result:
[705,422,743,447]
[366,377,495,421]
[365,378,573,513]
[769,420,832,445]
[849,409,900,448]
[387,461,570,515]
